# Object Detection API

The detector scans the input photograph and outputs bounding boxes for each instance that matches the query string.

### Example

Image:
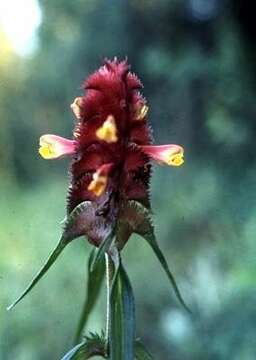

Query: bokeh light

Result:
[0,0,41,55]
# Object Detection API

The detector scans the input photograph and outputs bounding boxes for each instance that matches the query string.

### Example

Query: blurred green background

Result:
[1,0,256,359]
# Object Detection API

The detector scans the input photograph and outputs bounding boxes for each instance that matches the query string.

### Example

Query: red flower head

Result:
[8,58,188,316]
[39,58,184,248]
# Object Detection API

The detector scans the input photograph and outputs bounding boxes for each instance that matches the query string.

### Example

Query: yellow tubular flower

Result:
[96,115,118,143]
[39,134,76,160]
[135,104,149,120]
[87,163,113,196]
[88,173,107,196]
[70,97,83,119]
[140,144,184,167]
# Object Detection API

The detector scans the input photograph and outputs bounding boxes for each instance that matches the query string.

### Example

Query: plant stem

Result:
[105,253,114,344]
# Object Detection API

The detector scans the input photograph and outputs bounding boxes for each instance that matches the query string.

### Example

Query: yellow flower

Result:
[70,97,83,119]
[140,144,184,167]
[88,173,107,197]
[39,134,76,160]
[96,115,118,143]
[87,163,113,196]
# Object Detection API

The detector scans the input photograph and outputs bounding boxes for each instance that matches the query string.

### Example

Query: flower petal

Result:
[88,174,107,196]
[39,134,77,160]
[88,163,114,196]
[70,97,83,119]
[140,144,184,166]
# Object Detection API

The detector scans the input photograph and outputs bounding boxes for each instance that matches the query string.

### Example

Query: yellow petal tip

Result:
[38,134,76,160]
[39,137,56,159]
[167,153,184,167]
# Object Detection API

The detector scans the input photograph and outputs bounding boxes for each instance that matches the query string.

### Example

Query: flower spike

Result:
[39,134,77,159]
[140,144,184,166]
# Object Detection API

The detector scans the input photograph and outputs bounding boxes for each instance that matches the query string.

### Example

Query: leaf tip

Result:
[6,304,14,311]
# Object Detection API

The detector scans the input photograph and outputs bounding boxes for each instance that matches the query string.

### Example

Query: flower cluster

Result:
[39,59,184,247]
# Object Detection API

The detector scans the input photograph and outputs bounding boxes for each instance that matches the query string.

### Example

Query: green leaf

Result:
[108,245,120,272]
[61,332,106,359]
[7,236,67,310]
[74,248,105,344]
[90,230,114,272]
[135,340,154,360]
[7,201,93,311]
[145,232,191,313]
[125,200,191,314]
[110,260,135,360]
[61,342,86,360]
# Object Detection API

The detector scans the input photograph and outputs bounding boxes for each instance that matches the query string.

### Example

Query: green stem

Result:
[105,253,110,342]
[105,253,114,346]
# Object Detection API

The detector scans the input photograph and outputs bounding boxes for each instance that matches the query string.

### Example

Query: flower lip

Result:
[140,144,184,167]
[96,115,118,143]
[87,163,114,197]
[39,134,77,160]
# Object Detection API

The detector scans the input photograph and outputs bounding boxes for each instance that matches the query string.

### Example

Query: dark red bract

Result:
[67,59,152,245]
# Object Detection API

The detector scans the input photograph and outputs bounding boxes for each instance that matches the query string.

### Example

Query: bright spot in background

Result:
[162,309,192,343]
[0,0,42,56]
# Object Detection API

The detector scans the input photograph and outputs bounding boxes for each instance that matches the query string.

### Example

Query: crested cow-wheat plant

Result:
[8,58,188,360]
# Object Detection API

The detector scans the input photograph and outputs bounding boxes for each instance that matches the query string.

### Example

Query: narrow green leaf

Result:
[74,249,105,344]
[61,342,86,360]
[7,236,67,310]
[7,201,93,311]
[108,245,120,272]
[126,201,191,314]
[90,231,114,272]
[144,231,191,313]
[110,260,135,360]
[135,340,154,360]
[61,332,106,359]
